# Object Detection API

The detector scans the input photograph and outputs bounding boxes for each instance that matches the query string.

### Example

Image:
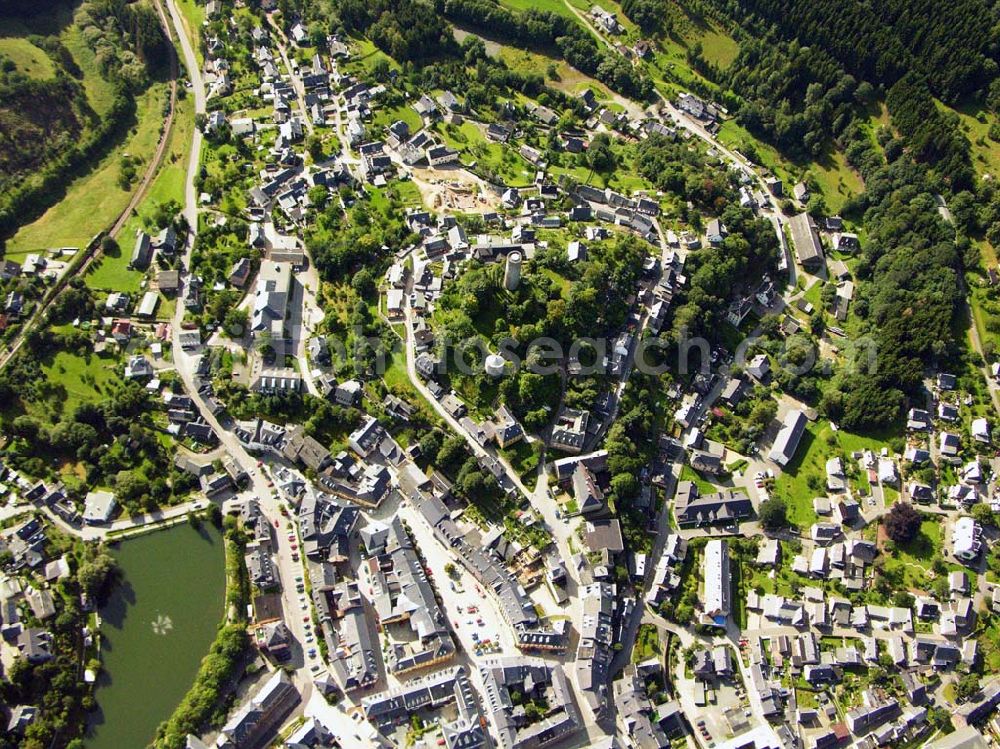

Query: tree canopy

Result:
[884,502,922,544]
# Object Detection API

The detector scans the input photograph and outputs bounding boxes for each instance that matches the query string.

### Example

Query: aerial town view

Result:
[1,1,1000,749]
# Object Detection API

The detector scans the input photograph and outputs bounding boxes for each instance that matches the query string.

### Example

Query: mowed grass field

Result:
[87,93,195,293]
[372,103,423,134]
[62,23,119,116]
[6,83,169,258]
[173,0,205,64]
[693,26,739,69]
[941,99,1000,179]
[499,43,620,102]
[809,149,865,214]
[500,0,579,22]
[347,38,400,76]
[40,349,121,420]
[0,37,56,79]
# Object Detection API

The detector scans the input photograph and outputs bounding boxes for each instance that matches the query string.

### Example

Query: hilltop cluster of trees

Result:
[723,38,866,159]
[434,236,648,358]
[306,185,413,281]
[433,236,647,424]
[420,430,506,515]
[76,0,168,90]
[725,0,997,103]
[336,0,456,63]
[885,74,974,190]
[620,0,669,34]
[0,59,86,196]
[668,205,781,346]
[635,133,739,210]
[442,0,651,98]
[434,259,561,429]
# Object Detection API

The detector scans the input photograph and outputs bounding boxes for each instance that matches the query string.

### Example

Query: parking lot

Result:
[674,646,752,748]
[274,502,325,676]
[397,503,517,659]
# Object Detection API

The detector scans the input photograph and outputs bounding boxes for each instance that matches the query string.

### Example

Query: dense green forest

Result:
[669,0,1000,427]
[714,0,998,102]
[718,37,865,160]
[827,122,964,430]
[336,0,457,62]
[884,74,974,190]
[0,62,89,196]
[620,0,670,34]
[441,0,650,98]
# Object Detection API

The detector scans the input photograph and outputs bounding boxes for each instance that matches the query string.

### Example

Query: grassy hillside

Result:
[6,83,168,257]
[0,5,97,199]
[0,37,56,78]
[0,0,170,244]
[87,91,194,293]
[61,21,119,115]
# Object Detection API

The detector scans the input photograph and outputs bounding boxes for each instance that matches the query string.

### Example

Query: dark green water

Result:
[87,523,226,749]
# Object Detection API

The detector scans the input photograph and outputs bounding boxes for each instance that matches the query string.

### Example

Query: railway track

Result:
[0,0,180,372]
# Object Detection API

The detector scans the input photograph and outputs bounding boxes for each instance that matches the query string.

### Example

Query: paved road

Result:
[165,0,321,710]
[265,14,315,136]
[165,0,203,241]
[0,502,33,525]
[400,282,529,498]
[42,498,210,542]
